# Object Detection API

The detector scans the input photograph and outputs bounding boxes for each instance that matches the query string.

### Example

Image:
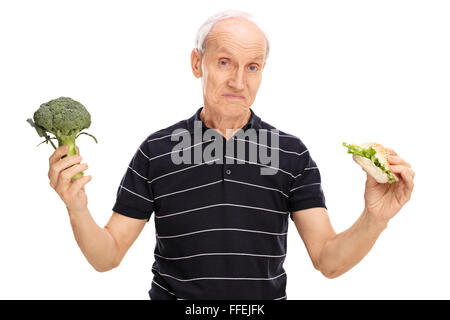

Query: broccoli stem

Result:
[58,134,83,180]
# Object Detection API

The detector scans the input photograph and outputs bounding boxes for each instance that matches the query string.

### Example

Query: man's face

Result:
[192,18,267,117]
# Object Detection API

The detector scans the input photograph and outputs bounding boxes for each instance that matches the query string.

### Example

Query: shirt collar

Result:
[186,106,262,136]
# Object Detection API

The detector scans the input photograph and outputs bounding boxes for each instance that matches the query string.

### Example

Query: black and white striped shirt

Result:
[112,106,326,300]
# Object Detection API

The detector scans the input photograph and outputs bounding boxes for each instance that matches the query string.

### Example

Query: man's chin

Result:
[205,100,250,115]
[223,103,249,113]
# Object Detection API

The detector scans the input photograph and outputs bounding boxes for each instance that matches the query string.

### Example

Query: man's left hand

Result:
[364,148,415,226]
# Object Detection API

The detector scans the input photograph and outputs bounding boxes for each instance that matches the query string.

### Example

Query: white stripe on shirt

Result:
[157,227,288,239]
[154,252,287,260]
[290,182,321,193]
[155,203,289,219]
[138,147,151,160]
[257,129,300,140]
[224,178,289,198]
[234,138,308,157]
[154,179,222,200]
[149,158,221,183]
[119,185,154,203]
[152,268,286,282]
[149,139,214,161]
[152,280,176,296]
[128,166,148,181]
[224,156,301,179]
[147,130,190,142]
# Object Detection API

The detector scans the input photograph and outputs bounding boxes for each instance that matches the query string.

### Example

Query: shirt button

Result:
[225,169,231,175]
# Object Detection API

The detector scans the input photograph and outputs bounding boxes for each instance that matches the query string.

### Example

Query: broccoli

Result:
[27,96,97,180]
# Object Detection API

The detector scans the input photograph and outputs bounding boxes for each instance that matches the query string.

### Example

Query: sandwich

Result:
[343,142,398,184]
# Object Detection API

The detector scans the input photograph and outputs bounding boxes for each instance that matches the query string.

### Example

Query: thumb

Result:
[365,172,378,188]
[76,145,81,157]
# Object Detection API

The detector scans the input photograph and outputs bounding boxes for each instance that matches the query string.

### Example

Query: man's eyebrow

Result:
[217,48,265,61]
[252,54,265,61]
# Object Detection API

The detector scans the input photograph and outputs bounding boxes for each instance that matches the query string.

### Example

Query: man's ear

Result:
[191,49,203,78]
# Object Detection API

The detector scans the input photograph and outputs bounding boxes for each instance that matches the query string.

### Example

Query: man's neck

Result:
[199,106,251,141]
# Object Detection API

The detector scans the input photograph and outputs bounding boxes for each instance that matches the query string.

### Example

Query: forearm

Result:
[318,208,387,278]
[68,207,119,272]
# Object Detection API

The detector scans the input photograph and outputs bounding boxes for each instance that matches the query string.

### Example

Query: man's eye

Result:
[249,65,258,71]
[220,60,227,66]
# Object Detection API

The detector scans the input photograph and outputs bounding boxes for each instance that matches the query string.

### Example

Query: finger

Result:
[365,171,379,187]
[76,146,81,157]
[385,148,398,156]
[409,167,415,180]
[390,165,414,190]
[68,175,92,196]
[58,163,89,188]
[387,155,411,168]
[49,154,83,188]
[49,145,69,166]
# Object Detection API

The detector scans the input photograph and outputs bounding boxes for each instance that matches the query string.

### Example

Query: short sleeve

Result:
[112,138,155,221]
[288,144,327,220]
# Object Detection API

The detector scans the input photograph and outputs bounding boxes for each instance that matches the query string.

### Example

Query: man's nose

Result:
[228,68,245,90]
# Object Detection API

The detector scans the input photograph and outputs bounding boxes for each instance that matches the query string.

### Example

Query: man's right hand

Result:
[48,145,92,213]
[47,145,147,272]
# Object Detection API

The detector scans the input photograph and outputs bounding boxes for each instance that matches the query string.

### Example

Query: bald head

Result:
[204,17,268,62]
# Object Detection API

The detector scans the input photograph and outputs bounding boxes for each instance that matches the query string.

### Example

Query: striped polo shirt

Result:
[112,106,327,300]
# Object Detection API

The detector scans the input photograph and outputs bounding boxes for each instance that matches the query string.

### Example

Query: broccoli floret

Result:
[27,96,98,180]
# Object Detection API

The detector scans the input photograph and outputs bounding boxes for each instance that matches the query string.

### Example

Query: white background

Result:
[1,0,449,299]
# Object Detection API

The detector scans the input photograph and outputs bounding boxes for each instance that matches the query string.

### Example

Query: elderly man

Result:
[48,10,414,300]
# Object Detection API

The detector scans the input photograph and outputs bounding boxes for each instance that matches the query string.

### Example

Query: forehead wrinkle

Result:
[215,46,266,62]
[206,24,267,60]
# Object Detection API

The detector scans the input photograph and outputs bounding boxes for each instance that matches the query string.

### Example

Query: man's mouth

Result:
[222,94,244,99]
